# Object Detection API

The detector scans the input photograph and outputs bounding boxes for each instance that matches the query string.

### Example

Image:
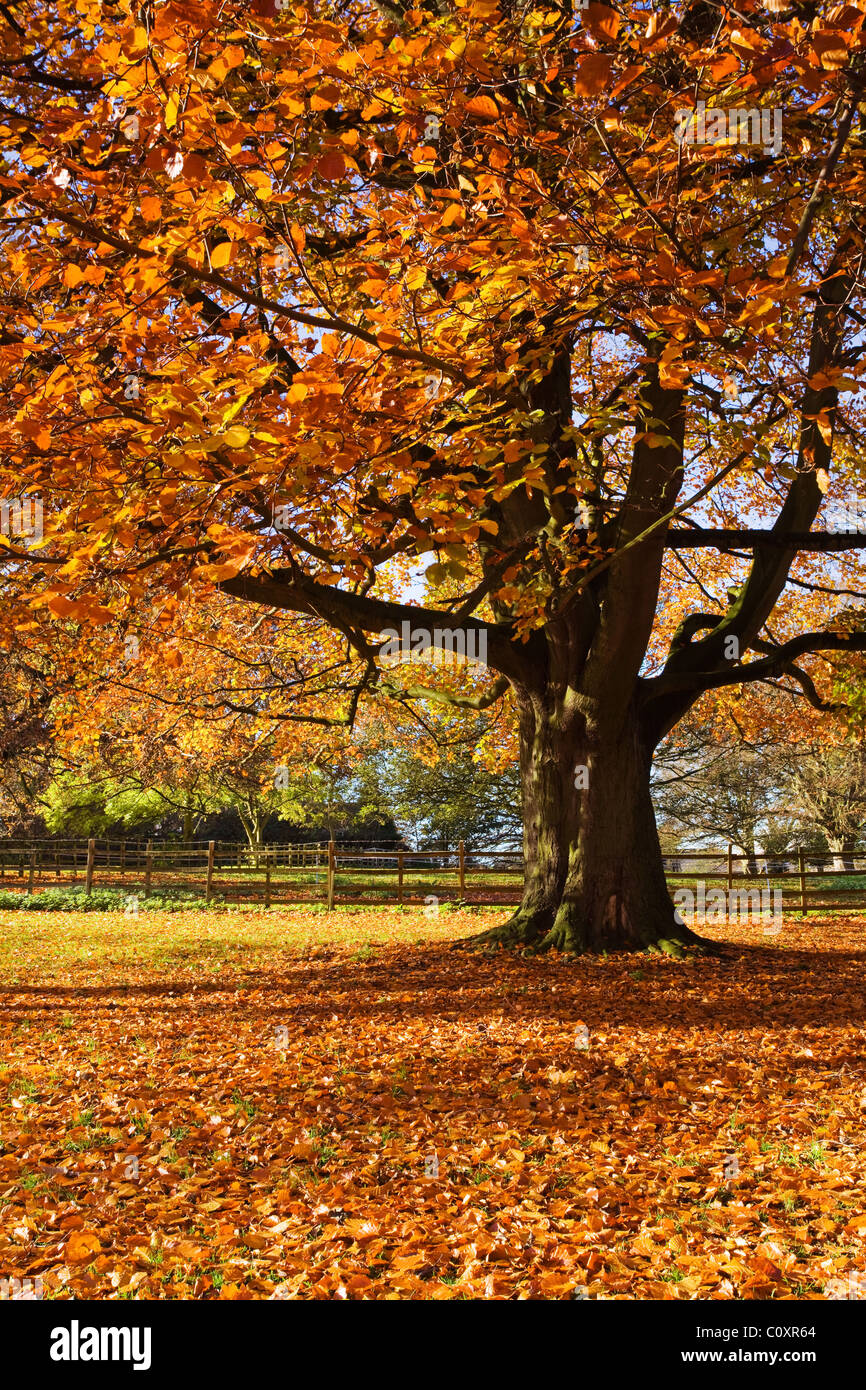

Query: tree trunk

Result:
[237,809,257,851]
[829,836,857,872]
[474,690,702,956]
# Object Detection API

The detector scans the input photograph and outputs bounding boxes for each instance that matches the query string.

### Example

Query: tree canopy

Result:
[2,0,866,950]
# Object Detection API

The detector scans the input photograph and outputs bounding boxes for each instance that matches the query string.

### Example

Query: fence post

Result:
[727,843,733,894]
[799,849,807,918]
[72,845,77,883]
[458,840,465,898]
[206,840,215,904]
[327,840,335,911]
[121,840,126,876]
[85,838,95,896]
[28,848,35,894]
[398,850,404,908]
[55,849,61,878]
[144,840,152,898]
[265,856,271,909]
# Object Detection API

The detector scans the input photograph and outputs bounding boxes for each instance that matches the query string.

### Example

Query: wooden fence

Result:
[0,838,865,915]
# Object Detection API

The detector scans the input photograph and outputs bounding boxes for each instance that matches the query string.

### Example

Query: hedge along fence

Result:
[1,838,865,916]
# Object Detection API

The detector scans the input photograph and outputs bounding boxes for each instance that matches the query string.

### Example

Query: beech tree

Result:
[2,1,866,951]
[780,742,866,868]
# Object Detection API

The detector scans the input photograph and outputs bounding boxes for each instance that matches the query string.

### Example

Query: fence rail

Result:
[0,838,864,915]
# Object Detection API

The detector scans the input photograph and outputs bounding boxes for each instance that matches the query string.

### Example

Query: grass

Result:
[0,902,484,976]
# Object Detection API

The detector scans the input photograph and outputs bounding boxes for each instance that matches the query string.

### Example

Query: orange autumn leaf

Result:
[317,151,346,180]
[465,95,500,121]
[573,54,615,96]
[66,1231,102,1263]
[440,202,465,228]
[585,3,621,41]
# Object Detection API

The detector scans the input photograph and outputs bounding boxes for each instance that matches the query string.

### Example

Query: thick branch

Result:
[377,674,509,711]
[668,528,866,551]
[651,631,866,697]
[219,570,523,679]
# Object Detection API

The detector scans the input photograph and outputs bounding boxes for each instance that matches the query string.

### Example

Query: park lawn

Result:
[0,907,865,1300]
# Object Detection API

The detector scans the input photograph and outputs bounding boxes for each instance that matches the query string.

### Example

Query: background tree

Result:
[779,742,866,870]
[654,734,780,873]
[380,738,522,850]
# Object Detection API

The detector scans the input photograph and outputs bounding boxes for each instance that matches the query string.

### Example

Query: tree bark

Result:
[473,688,702,956]
[829,837,857,873]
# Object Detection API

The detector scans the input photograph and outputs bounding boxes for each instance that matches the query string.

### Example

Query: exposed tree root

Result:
[454,906,554,951]
[457,901,719,958]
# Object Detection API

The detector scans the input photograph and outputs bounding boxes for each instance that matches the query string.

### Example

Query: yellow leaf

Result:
[247,169,273,199]
[440,203,465,228]
[287,384,307,404]
[165,95,179,130]
[406,266,427,290]
[223,425,250,448]
[210,240,233,270]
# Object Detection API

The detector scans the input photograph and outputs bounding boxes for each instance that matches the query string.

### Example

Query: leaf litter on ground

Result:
[0,907,865,1300]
